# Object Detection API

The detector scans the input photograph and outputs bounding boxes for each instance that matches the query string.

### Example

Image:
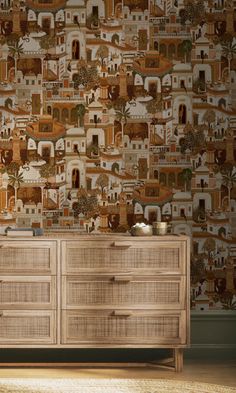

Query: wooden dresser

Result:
[0,235,190,371]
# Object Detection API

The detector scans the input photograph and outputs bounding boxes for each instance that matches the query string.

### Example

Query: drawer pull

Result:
[112,276,132,282]
[112,242,132,248]
[111,311,133,317]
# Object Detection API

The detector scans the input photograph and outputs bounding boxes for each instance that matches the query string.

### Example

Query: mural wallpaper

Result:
[0,0,236,310]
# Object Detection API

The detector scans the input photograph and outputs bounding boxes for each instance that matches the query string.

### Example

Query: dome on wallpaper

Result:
[0,0,235,310]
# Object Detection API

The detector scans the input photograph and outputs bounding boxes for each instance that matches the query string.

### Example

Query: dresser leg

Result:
[174,348,183,372]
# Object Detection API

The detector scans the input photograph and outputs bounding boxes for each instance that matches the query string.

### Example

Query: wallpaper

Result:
[0,0,235,311]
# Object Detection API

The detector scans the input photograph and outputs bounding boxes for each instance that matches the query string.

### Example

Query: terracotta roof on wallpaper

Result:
[193,103,236,115]
[86,167,135,180]
[193,232,236,243]
[0,89,16,95]
[101,153,122,160]
[0,106,29,115]
[86,38,136,51]
[133,190,173,205]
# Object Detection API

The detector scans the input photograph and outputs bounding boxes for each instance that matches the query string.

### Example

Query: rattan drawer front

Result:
[62,276,185,310]
[61,310,186,345]
[0,276,56,309]
[62,241,185,274]
[0,241,56,274]
[0,310,56,344]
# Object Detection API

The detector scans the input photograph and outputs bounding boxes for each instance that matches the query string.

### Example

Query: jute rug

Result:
[0,379,235,393]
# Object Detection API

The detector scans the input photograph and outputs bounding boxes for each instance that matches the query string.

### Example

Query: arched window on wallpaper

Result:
[218,98,226,108]
[177,172,184,187]
[53,108,60,121]
[218,227,226,237]
[160,172,166,185]
[179,104,186,124]
[62,108,69,122]
[160,43,167,57]
[168,172,176,187]
[72,40,80,60]
[71,107,77,123]
[111,162,119,173]
[177,43,182,58]
[72,169,80,188]
[168,43,176,58]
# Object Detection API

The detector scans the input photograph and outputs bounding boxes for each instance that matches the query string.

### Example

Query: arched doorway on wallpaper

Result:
[42,145,51,163]
[154,170,158,180]
[148,210,158,223]
[72,169,80,188]
[72,40,80,60]
[145,206,161,223]
[179,104,186,124]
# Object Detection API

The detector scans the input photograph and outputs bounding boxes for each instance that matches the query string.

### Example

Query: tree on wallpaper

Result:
[0,0,235,310]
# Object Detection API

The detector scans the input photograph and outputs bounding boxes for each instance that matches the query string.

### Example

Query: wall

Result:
[0,0,235,312]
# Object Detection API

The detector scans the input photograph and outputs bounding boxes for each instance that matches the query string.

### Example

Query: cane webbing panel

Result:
[0,248,50,272]
[0,316,50,339]
[66,247,180,271]
[0,282,51,305]
[65,314,180,343]
[66,280,180,307]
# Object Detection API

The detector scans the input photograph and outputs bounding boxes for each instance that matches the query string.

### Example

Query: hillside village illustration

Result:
[0,0,236,309]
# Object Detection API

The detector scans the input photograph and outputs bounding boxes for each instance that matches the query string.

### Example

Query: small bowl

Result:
[152,222,168,236]
[130,225,153,236]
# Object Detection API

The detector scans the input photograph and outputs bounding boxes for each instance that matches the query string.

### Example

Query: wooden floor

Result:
[0,358,235,388]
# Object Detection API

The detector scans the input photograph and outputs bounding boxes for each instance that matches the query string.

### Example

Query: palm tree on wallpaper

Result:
[77,104,86,127]
[221,39,236,80]
[180,40,192,63]
[8,40,24,80]
[222,167,236,210]
[39,163,56,207]
[182,168,192,192]
[115,104,131,140]
[8,171,24,209]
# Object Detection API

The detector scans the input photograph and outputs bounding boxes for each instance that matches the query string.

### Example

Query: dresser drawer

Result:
[62,275,186,310]
[61,310,186,346]
[61,240,186,274]
[0,276,56,309]
[0,241,56,275]
[0,310,56,345]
